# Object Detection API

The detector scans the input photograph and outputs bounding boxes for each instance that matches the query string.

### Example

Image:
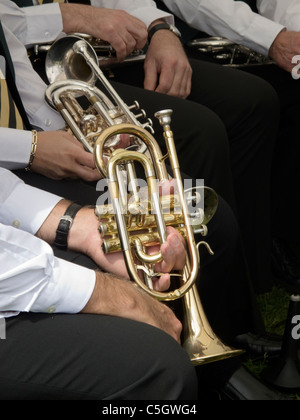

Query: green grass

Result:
[257,285,290,336]
[243,285,300,399]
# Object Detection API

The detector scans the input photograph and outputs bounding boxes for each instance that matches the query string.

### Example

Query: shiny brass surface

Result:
[182,278,245,365]
[45,36,152,153]
[187,37,273,68]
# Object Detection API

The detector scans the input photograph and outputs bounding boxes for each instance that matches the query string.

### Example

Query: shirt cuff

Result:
[31,256,96,314]
[239,14,285,56]
[129,7,174,28]
[0,223,96,316]
[0,180,62,234]
[0,128,32,169]
[21,4,63,46]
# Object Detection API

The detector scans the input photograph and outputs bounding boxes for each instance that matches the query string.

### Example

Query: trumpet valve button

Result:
[129,101,140,110]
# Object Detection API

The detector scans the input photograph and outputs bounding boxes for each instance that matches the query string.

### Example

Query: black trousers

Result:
[237,64,300,243]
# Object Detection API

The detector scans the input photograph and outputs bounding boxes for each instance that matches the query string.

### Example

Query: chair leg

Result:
[262,295,300,390]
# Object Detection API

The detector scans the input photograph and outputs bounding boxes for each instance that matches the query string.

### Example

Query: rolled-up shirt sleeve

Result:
[0,223,95,316]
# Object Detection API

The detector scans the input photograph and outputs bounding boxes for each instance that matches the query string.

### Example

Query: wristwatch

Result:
[148,23,182,43]
[54,202,82,250]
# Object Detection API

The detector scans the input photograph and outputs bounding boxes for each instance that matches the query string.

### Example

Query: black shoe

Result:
[219,366,293,400]
[272,238,300,293]
[234,332,282,358]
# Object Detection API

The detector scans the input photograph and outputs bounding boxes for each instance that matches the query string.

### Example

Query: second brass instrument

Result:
[45,36,243,365]
[187,37,273,68]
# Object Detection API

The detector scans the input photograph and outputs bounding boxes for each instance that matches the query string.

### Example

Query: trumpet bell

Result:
[182,285,245,365]
[46,35,98,85]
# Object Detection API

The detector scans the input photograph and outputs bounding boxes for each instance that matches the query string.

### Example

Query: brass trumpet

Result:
[45,36,243,365]
[45,35,152,153]
[187,37,273,68]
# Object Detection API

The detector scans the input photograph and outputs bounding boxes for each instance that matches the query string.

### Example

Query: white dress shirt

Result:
[0,168,96,317]
[162,0,285,56]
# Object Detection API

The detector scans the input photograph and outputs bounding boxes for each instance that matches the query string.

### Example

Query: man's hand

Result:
[269,29,300,73]
[144,26,192,99]
[31,131,100,182]
[60,4,148,62]
[71,206,186,292]
[81,270,183,343]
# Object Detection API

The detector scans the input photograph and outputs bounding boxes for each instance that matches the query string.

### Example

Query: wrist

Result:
[148,18,166,32]
[59,3,91,35]
[54,202,83,250]
[269,28,286,58]
[25,130,38,172]
[67,206,100,254]
[148,21,181,44]
[36,199,70,244]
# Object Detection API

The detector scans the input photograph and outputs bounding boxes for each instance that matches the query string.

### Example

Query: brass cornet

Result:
[45,36,243,365]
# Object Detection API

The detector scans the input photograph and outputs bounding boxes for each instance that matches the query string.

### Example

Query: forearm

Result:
[59,3,94,35]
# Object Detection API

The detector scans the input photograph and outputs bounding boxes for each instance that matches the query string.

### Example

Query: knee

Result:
[149,333,199,400]
[235,72,280,126]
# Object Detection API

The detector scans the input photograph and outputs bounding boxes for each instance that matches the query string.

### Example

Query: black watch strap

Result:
[54,202,82,250]
[148,23,171,43]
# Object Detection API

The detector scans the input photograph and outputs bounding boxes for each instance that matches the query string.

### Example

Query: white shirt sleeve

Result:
[0,128,32,169]
[0,0,63,46]
[0,222,95,316]
[0,21,65,168]
[0,168,61,234]
[0,169,96,317]
[258,0,300,31]
[162,0,284,56]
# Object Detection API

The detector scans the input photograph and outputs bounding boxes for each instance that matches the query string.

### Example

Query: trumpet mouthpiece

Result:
[73,40,88,55]
[154,109,173,126]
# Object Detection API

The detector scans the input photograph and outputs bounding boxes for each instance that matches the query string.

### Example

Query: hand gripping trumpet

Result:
[45,36,244,365]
